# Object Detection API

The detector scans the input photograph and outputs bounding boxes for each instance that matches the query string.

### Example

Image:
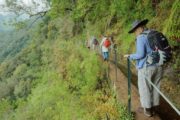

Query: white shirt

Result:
[100,37,112,52]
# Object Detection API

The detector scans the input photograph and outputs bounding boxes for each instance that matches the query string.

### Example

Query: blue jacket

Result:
[129,31,152,69]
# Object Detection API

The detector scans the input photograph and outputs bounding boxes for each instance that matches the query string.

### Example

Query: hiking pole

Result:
[127,57,131,114]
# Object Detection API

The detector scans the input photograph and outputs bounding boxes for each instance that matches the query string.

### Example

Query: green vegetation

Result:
[0,0,179,119]
[0,27,133,119]
[0,39,132,119]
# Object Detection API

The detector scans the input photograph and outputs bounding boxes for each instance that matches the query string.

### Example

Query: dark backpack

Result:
[93,38,98,45]
[143,30,172,65]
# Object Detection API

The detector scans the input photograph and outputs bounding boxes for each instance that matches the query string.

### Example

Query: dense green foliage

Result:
[0,30,30,63]
[0,17,42,63]
[0,39,132,119]
[0,0,179,119]
[0,24,132,119]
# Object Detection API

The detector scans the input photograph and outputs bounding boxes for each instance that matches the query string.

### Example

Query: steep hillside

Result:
[0,0,179,119]
[0,8,132,120]
[0,16,42,63]
[48,0,180,110]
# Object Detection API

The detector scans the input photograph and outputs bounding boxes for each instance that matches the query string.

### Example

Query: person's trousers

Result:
[103,52,109,60]
[138,65,163,108]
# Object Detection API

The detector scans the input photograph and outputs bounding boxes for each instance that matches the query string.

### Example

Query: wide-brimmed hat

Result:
[128,19,149,33]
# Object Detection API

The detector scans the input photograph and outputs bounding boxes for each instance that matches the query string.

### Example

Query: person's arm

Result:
[100,38,105,47]
[129,36,146,60]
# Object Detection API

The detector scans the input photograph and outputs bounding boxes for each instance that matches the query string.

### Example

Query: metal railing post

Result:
[127,57,131,114]
[114,44,118,83]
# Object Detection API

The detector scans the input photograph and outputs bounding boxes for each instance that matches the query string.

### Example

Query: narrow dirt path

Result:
[108,63,161,120]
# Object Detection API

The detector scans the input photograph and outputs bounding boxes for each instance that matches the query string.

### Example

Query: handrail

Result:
[127,58,180,116]
[87,42,180,116]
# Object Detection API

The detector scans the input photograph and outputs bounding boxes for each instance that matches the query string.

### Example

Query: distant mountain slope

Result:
[0,14,14,31]
[0,15,42,63]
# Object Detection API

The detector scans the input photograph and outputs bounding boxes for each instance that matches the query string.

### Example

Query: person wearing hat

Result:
[124,19,163,117]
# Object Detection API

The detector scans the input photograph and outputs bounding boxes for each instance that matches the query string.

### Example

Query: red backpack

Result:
[103,39,111,47]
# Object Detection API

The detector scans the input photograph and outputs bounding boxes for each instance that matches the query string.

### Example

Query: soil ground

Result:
[108,62,163,120]
[98,52,179,120]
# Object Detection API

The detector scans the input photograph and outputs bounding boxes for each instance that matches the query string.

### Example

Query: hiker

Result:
[90,36,99,51]
[100,35,112,61]
[124,19,163,117]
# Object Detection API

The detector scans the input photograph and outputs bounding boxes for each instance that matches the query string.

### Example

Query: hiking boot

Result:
[151,106,158,115]
[143,108,152,117]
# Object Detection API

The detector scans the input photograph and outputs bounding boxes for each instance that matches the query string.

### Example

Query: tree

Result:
[1,0,50,17]
[0,0,51,29]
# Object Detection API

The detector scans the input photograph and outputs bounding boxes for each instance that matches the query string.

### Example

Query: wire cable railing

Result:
[85,41,180,116]
[125,54,180,116]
